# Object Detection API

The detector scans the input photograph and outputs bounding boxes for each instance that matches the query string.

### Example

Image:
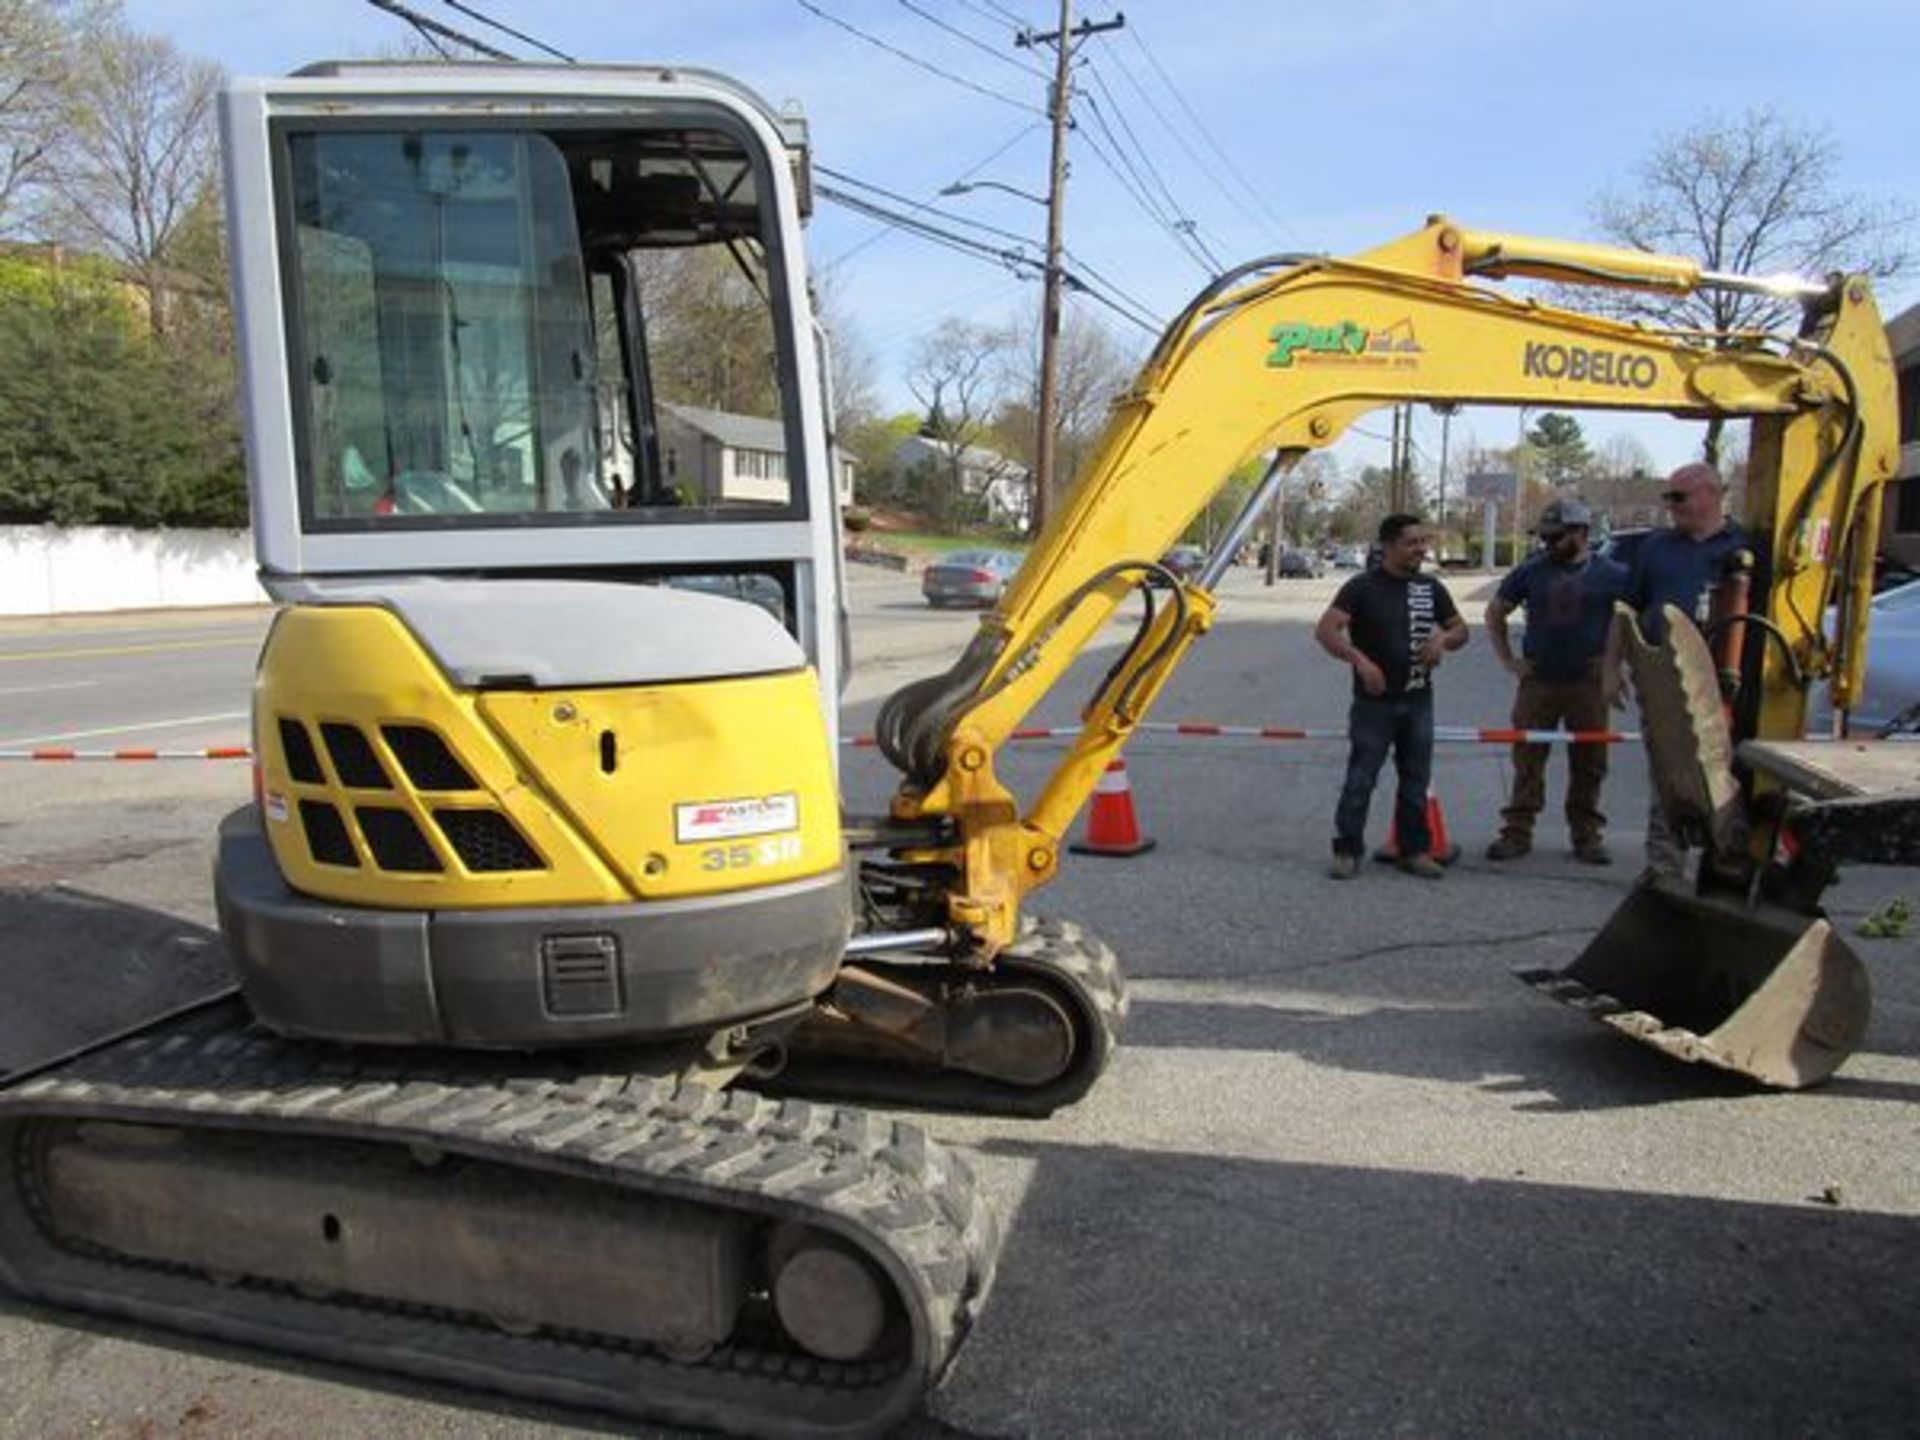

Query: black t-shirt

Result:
[1331,568,1460,699]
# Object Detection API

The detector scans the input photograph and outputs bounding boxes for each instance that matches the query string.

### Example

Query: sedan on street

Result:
[1830,578,1920,733]
[922,548,1021,608]
[1277,547,1324,578]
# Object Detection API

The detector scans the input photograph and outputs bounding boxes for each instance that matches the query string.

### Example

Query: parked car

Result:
[922,548,1020,608]
[1874,555,1920,594]
[1276,547,1324,578]
[1161,544,1207,579]
[1811,578,1920,734]
[1332,545,1366,570]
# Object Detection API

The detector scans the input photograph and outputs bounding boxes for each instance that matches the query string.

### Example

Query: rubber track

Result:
[0,1000,999,1439]
[776,915,1130,1117]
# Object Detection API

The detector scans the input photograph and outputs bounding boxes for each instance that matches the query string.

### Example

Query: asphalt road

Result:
[0,569,1916,1439]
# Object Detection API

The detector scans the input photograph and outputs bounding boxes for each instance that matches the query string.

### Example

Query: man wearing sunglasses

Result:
[1603,460,1751,879]
[1484,499,1628,864]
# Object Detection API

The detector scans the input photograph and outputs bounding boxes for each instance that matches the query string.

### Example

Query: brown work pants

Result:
[1497,671,1609,846]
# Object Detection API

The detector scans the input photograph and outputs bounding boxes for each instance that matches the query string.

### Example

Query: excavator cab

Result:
[214,64,862,1050]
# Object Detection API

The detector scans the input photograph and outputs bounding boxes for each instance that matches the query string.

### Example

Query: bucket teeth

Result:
[1618,603,1748,859]
[1516,881,1872,1089]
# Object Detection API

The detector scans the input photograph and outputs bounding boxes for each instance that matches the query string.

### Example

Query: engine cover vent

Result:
[299,800,357,866]
[383,725,477,792]
[321,723,391,790]
[355,806,443,873]
[541,935,623,1019]
[435,809,543,872]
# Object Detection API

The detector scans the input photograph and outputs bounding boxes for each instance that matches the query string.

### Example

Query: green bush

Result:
[0,276,245,528]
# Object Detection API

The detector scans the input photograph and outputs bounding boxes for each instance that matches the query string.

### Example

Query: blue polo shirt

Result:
[1496,552,1629,680]
[1627,523,1751,641]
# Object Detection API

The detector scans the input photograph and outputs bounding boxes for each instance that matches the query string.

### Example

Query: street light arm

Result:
[940,178,1048,206]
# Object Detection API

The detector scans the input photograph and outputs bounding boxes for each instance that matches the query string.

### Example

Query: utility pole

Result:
[1388,405,1404,512]
[1018,3,1124,537]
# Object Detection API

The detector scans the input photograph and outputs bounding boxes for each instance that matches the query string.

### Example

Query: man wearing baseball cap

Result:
[1483,499,1629,864]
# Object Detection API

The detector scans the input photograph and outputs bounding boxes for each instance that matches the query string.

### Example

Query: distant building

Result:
[657,403,855,508]
[1886,304,1920,571]
[889,433,1030,529]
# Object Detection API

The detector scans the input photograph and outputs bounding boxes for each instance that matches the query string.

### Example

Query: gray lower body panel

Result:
[214,809,850,1048]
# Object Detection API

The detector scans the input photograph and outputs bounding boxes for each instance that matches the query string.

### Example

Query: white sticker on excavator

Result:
[675,793,799,843]
[264,791,289,823]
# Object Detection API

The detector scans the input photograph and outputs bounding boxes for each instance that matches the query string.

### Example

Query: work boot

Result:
[1573,838,1612,866]
[1485,832,1531,862]
[1397,853,1446,880]
[1328,853,1360,880]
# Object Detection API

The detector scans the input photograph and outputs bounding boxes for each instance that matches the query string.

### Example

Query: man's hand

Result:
[1416,637,1449,673]
[1501,654,1531,680]
[1602,670,1629,711]
[1353,655,1387,696]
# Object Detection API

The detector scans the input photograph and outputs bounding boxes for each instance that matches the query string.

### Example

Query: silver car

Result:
[922,548,1021,608]
[1811,579,1920,734]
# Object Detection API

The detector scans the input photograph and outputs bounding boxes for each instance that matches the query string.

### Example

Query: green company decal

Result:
[1267,320,1368,367]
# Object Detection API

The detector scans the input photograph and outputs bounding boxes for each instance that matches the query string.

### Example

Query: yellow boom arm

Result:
[876,216,1898,951]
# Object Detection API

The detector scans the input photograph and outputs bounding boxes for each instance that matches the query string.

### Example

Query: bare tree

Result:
[1581,109,1914,462]
[991,302,1138,531]
[0,0,77,232]
[633,245,784,418]
[905,317,1018,522]
[1595,432,1655,481]
[39,16,222,334]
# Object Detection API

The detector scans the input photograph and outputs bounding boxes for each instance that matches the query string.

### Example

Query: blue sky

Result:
[129,0,1919,477]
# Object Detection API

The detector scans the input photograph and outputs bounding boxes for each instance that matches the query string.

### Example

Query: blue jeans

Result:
[1333,693,1434,858]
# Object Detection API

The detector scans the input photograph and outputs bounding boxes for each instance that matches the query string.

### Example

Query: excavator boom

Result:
[880,216,1899,968]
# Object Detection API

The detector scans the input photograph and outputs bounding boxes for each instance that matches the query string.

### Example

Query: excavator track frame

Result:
[0,1001,999,1440]
[776,915,1128,1117]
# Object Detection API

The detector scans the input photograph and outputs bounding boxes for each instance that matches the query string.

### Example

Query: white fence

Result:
[0,526,268,617]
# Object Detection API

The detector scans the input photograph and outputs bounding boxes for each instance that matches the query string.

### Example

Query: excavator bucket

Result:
[1518,877,1871,1087]
[1517,605,1871,1088]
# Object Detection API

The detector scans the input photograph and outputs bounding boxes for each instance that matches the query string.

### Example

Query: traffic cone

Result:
[1070,759,1157,857]
[1373,786,1460,866]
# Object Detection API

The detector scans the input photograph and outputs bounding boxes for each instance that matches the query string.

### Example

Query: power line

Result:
[969,0,1039,26]
[1075,98,1217,277]
[1127,25,1295,243]
[896,0,1047,79]
[819,121,1044,270]
[794,0,1042,115]
[1059,245,1164,330]
[1079,59,1227,272]
[1098,36,1272,248]
[364,0,511,58]
[819,164,1041,249]
[819,183,1042,276]
[435,0,572,60]
[817,182,1157,334]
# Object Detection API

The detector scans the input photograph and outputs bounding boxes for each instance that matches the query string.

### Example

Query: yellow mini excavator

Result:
[0,59,1906,1440]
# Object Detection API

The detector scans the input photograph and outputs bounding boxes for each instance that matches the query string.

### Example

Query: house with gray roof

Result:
[658,403,855,508]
